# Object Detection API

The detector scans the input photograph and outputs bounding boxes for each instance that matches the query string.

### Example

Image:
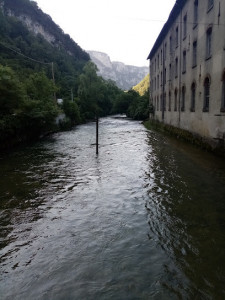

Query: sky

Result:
[35,0,176,67]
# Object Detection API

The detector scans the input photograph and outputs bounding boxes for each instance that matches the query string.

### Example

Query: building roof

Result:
[147,0,187,60]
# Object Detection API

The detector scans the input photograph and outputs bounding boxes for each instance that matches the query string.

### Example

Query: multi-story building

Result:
[148,0,225,151]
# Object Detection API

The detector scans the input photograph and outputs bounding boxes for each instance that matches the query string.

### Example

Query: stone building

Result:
[147,0,225,151]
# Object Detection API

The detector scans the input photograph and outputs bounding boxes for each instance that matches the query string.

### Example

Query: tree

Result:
[63,99,81,124]
[22,71,58,134]
[78,61,104,120]
[0,64,25,116]
[24,71,56,101]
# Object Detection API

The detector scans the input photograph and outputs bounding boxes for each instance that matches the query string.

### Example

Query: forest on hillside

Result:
[0,0,149,150]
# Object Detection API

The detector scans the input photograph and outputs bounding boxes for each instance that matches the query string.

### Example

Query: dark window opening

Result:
[169,92,171,111]
[176,26,179,47]
[206,27,212,59]
[175,57,178,78]
[193,41,197,67]
[208,0,214,11]
[191,82,196,112]
[221,73,225,112]
[183,14,187,39]
[203,77,210,112]
[174,89,178,111]
[183,51,186,73]
[181,86,185,111]
[194,0,198,27]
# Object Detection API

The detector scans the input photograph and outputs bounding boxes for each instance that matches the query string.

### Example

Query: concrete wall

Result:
[149,0,225,148]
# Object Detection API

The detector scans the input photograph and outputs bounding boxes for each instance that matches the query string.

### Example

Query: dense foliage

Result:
[112,89,149,120]
[0,64,58,145]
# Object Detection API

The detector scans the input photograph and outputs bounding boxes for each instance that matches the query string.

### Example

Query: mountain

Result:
[0,0,90,100]
[0,0,89,61]
[87,51,149,91]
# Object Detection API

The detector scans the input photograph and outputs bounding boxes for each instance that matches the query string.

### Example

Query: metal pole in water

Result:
[96,115,99,155]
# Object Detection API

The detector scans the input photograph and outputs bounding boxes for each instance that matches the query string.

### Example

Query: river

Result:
[0,116,225,299]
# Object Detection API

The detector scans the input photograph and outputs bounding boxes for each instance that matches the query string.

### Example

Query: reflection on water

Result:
[0,116,225,299]
[145,131,225,299]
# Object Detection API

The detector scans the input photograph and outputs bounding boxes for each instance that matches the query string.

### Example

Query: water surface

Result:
[0,117,225,299]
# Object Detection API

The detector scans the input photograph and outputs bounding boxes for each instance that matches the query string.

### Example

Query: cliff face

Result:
[0,0,89,60]
[88,51,149,91]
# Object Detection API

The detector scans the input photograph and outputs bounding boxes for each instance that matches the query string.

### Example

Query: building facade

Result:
[148,0,225,149]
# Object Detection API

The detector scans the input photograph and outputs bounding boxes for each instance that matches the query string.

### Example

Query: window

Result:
[192,41,197,67]
[157,96,159,111]
[169,91,171,111]
[206,27,212,59]
[161,71,162,86]
[165,43,167,60]
[155,58,156,72]
[194,0,198,27]
[160,94,162,111]
[183,14,187,39]
[176,26,179,47]
[151,62,154,76]
[191,82,196,112]
[164,68,167,84]
[221,72,225,112]
[174,89,178,111]
[183,51,186,73]
[181,86,185,111]
[158,54,159,68]
[203,77,210,112]
[175,57,178,78]
[164,93,166,111]
[208,0,214,11]
[170,36,172,53]
[161,49,163,65]
[157,75,159,89]
[169,64,172,80]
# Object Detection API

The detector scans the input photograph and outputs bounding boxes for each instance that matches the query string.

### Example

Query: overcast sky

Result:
[35,0,176,67]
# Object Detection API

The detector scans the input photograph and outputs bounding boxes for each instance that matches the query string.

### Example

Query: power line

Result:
[0,41,52,65]
[125,17,225,27]
[0,41,57,102]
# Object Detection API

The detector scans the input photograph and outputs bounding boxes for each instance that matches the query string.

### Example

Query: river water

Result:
[0,116,225,299]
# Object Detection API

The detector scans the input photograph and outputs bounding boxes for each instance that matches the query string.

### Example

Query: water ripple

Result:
[0,117,225,299]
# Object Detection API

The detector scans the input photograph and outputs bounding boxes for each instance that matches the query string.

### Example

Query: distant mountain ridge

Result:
[87,51,149,90]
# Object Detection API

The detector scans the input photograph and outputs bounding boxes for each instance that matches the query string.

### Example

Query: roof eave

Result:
[147,0,186,60]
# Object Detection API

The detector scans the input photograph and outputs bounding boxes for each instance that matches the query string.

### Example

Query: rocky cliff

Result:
[88,51,149,91]
[0,0,89,61]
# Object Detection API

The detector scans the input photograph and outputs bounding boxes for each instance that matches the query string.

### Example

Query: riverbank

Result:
[144,119,225,157]
[0,115,78,153]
